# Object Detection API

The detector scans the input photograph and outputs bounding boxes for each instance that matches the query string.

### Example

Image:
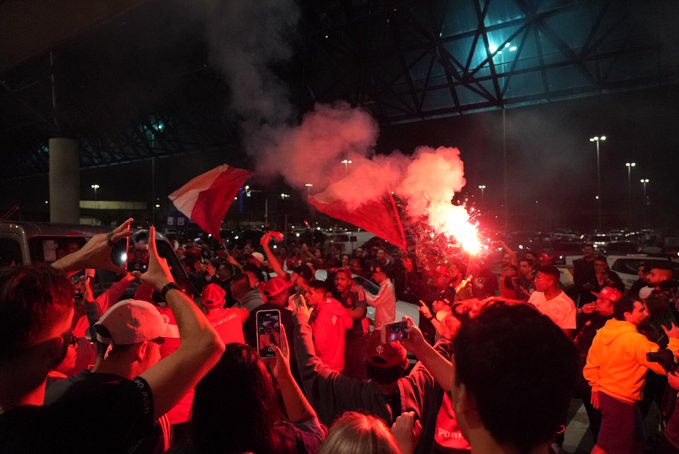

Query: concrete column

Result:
[49,137,80,224]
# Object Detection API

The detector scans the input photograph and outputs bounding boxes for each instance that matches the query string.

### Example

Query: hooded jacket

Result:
[584,318,679,403]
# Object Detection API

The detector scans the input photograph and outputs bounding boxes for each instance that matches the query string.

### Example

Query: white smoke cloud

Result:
[201,0,299,124]
[198,0,478,249]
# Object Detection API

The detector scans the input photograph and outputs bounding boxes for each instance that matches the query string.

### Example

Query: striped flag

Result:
[169,165,253,240]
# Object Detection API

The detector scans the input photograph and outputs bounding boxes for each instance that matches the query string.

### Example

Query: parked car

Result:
[603,241,641,255]
[564,253,679,290]
[607,255,679,290]
[0,222,194,296]
[314,269,420,327]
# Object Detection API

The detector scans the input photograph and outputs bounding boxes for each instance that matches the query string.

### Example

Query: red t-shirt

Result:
[206,307,248,345]
[311,298,352,372]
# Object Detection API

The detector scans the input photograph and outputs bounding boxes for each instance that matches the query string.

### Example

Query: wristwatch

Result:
[161,282,182,299]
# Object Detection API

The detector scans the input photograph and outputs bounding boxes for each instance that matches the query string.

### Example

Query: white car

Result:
[607,255,679,290]
[564,254,679,290]
[315,269,420,326]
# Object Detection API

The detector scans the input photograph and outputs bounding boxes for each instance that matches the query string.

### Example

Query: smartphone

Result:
[290,293,307,310]
[110,232,131,269]
[127,229,150,272]
[382,320,409,343]
[256,309,282,358]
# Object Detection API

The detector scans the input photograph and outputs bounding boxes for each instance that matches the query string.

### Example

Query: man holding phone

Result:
[292,301,452,454]
[0,220,225,452]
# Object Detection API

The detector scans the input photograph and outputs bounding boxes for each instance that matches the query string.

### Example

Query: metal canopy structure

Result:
[1,0,677,178]
[301,0,679,123]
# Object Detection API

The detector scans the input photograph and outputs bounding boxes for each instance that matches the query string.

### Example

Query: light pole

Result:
[305,183,313,198]
[478,185,486,204]
[340,159,352,176]
[245,185,268,224]
[625,162,635,227]
[90,184,100,200]
[589,135,606,230]
[640,178,649,227]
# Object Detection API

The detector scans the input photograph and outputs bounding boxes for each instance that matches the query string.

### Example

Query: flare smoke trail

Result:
[255,103,480,252]
[200,0,479,251]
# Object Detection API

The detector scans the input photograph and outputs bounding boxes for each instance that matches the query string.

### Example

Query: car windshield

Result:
[353,276,379,294]
[611,258,679,277]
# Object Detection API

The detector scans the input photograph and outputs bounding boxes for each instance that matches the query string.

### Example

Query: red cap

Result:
[365,330,407,368]
[591,286,623,302]
[265,276,294,297]
[202,283,226,307]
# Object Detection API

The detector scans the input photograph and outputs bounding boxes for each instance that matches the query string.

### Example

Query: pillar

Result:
[49,137,80,224]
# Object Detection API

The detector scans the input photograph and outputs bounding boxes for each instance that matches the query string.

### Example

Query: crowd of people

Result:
[1,219,679,454]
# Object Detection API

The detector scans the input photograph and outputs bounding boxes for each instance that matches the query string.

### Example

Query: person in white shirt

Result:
[365,265,396,328]
[528,265,577,337]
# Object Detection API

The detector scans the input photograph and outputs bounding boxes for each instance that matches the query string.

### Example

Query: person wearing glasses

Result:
[0,221,224,453]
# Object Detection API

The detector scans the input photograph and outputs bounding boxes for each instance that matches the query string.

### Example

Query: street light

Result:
[340,159,352,176]
[589,135,606,229]
[640,178,649,226]
[90,184,100,200]
[625,162,636,227]
[305,183,313,198]
[478,185,486,204]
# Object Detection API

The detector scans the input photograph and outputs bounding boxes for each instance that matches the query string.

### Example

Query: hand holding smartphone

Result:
[382,320,409,343]
[256,309,282,358]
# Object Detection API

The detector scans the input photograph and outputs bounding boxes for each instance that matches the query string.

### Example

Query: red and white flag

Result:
[169,165,253,240]
[309,189,406,250]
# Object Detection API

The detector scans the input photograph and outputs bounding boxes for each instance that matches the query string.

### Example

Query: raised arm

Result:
[139,227,225,418]
[51,218,134,275]
[400,317,455,392]
[498,240,519,266]
[270,328,317,423]
[261,232,287,278]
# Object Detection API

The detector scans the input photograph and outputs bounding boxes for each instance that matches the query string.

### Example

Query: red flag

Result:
[169,165,253,240]
[309,190,406,250]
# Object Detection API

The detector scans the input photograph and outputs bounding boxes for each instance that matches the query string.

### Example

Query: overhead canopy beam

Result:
[0,0,149,74]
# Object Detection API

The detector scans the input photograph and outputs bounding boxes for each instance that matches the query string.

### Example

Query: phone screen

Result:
[127,230,150,272]
[110,235,130,269]
[256,309,282,358]
[128,242,149,272]
[382,320,409,343]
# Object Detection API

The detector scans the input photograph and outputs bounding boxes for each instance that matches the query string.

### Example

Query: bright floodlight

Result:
[305,183,313,188]
[478,185,486,190]
[600,136,606,141]
[641,179,649,183]
[90,184,100,189]
[626,162,636,167]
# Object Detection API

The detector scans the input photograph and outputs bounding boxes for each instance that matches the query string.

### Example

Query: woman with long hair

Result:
[185,332,325,453]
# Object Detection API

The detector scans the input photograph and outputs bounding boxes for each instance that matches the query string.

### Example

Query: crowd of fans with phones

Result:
[1,221,679,453]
